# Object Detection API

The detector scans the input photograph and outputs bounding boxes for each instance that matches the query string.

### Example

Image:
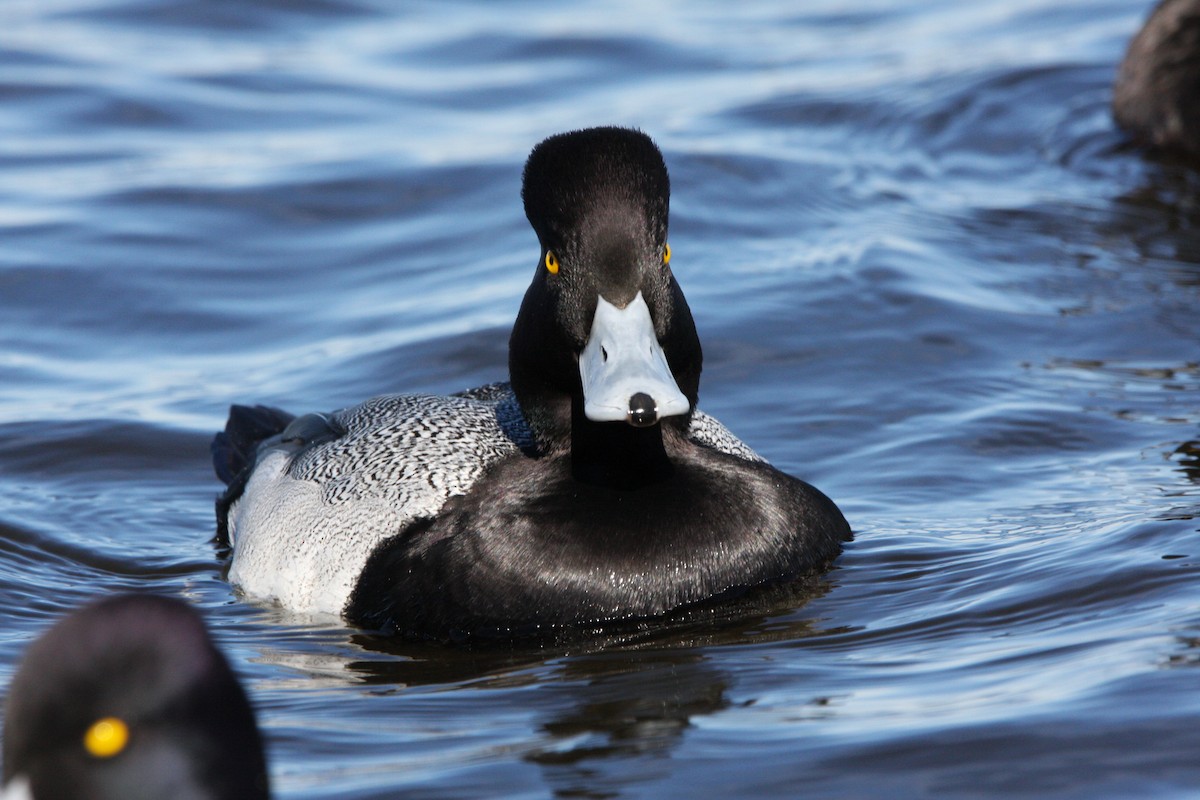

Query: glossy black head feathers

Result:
[522,126,670,251]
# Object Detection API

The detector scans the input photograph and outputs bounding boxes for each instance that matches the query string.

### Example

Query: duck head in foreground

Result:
[2,594,268,800]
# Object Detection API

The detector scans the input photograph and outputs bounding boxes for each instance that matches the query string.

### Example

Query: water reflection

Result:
[1110,159,1200,281]
[526,650,727,798]
[234,584,838,796]
[234,577,838,696]
[1172,439,1200,484]
[1165,634,1200,668]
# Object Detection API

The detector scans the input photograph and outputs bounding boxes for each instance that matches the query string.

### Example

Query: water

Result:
[2,0,1199,796]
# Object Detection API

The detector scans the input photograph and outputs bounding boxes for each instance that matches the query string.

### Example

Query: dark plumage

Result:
[2,594,268,800]
[1113,0,1200,159]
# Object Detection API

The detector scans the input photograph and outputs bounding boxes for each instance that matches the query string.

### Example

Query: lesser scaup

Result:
[213,126,851,638]
[2,594,268,800]
[1113,0,1200,159]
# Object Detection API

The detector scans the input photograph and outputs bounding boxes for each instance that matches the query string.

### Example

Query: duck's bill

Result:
[579,291,691,427]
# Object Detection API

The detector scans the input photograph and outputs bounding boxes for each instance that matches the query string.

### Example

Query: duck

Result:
[1113,0,1200,159]
[2,594,269,800]
[213,126,851,639]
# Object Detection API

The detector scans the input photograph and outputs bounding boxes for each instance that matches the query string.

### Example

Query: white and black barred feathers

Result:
[223,382,758,617]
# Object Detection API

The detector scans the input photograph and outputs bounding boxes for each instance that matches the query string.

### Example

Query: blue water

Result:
[3,0,1200,797]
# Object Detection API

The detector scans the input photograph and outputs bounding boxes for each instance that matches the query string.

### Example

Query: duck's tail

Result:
[212,404,295,486]
[212,404,294,545]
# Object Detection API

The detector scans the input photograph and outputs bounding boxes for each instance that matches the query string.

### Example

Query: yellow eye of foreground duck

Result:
[663,243,671,265]
[545,250,559,274]
[84,716,129,758]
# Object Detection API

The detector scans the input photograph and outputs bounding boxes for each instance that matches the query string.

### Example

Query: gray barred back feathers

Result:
[289,389,533,508]
[290,382,758,510]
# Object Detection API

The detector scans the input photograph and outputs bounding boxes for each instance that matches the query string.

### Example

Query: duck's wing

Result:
[221,392,526,616]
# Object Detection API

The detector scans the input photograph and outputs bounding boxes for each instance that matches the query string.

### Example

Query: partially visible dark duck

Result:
[2,594,269,800]
[1114,0,1200,159]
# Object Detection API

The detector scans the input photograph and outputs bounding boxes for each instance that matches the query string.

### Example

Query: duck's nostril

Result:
[627,392,658,427]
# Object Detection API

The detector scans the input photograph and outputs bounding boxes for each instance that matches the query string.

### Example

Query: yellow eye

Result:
[662,243,671,265]
[545,250,559,274]
[84,717,129,759]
